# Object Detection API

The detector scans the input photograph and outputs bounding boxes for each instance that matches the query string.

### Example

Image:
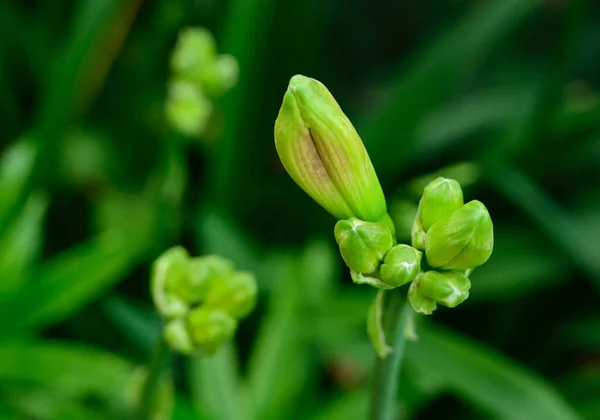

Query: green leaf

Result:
[405,324,581,420]
[0,229,149,333]
[0,193,47,293]
[361,0,542,181]
[0,340,133,406]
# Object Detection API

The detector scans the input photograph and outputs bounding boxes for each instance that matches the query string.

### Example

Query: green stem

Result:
[137,336,171,419]
[369,289,411,420]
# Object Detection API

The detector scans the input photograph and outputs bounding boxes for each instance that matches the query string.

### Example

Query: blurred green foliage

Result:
[0,0,599,419]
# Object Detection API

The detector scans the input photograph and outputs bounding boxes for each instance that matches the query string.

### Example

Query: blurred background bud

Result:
[151,246,190,318]
[204,271,257,318]
[163,318,194,354]
[187,306,238,354]
[425,200,494,270]
[419,270,471,308]
[334,218,394,274]
[201,54,239,98]
[274,75,392,232]
[407,274,437,315]
[164,80,213,137]
[417,177,464,232]
[170,27,216,83]
[379,244,422,287]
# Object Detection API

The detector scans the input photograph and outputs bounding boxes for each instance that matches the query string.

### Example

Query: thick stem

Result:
[369,289,411,420]
[137,336,171,419]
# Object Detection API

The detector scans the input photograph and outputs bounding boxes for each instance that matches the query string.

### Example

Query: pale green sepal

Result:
[367,289,392,359]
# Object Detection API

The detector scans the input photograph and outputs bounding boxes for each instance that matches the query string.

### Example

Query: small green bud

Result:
[187,306,238,354]
[274,75,391,230]
[165,80,212,137]
[334,218,394,274]
[204,271,257,318]
[425,200,494,270]
[170,27,216,81]
[417,177,464,232]
[419,270,470,308]
[407,274,437,315]
[379,244,422,287]
[151,247,190,318]
[201,54,239,97]
[411,220,427,250]
[164,318,194,354]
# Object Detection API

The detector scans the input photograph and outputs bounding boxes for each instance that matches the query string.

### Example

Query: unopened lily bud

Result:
[417,177,464,232]
[164,318,194,354]
[407,274,437,315]
[274,75,393,233]
[165,80,213,136]
[334,218,394,274]
[425,200,494,270]
[379,244,422,287]
[201,54,239,97]
[204,271,257,318]
[419,270,470,308]
[187,306,238,354]
[151,247,190,318]
[411,220,427,250]
[170,27,216,82]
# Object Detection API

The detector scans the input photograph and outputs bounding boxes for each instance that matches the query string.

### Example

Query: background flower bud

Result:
[163,318,194,354]
[407,274,437,315]
[170,27,216,82]
[425,200,494,270]
[151,246,190,318]
[200,54,239,98]
[419,270,471,308]
[274,75,389,226]
[334,218,394,274]
[187,306,238,354]
[204,271,257,318]
[165,80,213,137]
[418,177,464,232]
[379,244,422,287]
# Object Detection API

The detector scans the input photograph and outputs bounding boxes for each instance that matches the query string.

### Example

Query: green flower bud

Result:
[163,318,194,354]
[151,247,190,318]
[411,220,427,250]
[274,75,392,232]
[165,80,213,137]
[419,270,470,308]
[170,27,216,81]
[201,54,239,97]
[204,271,257,318]
[425,200,494,270]
[334,218,394,274]
[407,274,437,315]
[379,244,422,287]
[417,177,464,232]
[187,306,237,354]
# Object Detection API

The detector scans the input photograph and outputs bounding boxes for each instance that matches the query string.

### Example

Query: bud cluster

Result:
[408,177,493,314]
[165,28,239,137]
[273,75,494,317]
[151,246,256,354]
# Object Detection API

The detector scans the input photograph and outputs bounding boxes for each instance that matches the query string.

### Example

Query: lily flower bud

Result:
[204,271,257,318]
[170,27,216,82]
[417,177,463,232]
[187,306,238,354]
[163,318,194,354]
[151,246,190,318]
[274,75,393,233]
[201,54,239,98]
[379,244,422,287]
[419,270,471,308]
[334,218,394,274]
[425,200,494,270]
[407,274,437,315]
[165,80,213,137]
